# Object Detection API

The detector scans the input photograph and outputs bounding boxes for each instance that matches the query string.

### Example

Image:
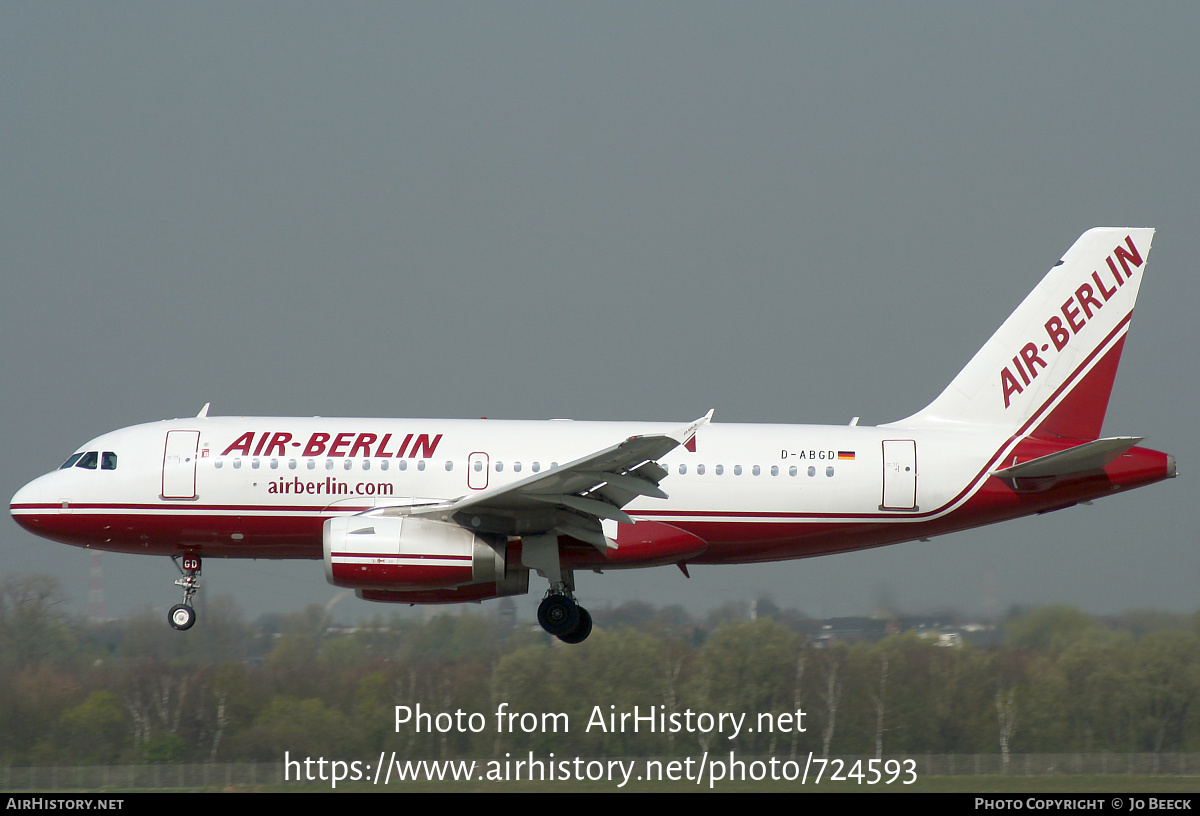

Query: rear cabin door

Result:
[880,439,918,511]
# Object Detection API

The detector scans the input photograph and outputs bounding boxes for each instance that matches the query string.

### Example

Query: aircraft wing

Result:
[391,411,713,551]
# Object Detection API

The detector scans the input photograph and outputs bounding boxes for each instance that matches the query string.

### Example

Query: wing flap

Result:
[527,493,635,525]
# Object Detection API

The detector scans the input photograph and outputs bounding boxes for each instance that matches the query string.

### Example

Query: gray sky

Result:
[4,2,1198,625]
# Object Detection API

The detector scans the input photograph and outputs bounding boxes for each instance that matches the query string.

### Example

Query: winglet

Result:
[196,403,211,418]
[675,409,713,453]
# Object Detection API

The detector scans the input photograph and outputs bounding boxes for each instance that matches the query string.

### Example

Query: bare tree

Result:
[869,652,890,758]
[789,641,808,759]
[816,648,844,758]
[208,690,228,762]
[122,664,191,749]
[996,687,1017,771]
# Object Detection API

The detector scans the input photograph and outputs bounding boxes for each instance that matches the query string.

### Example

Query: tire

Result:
[168,604,196,631]
[557,606,593,644]
[537,594,579,637]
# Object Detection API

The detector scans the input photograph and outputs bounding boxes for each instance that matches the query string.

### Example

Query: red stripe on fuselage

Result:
[12,442,1170,563]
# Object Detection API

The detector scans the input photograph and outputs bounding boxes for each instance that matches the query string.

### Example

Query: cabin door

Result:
[881,439,918,511]
[162,430,200,500]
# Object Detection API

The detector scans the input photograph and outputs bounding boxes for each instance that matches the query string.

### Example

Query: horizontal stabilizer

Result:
[992,437,1143,479]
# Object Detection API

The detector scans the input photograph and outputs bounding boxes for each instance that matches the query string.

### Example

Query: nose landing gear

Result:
[168,554,201,630]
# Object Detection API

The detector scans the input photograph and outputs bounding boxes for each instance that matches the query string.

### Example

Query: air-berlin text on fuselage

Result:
[220,431,444,459]
[1000,235,1144,409]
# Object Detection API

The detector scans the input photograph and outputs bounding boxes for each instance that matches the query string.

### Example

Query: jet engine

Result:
[323,515,521,593]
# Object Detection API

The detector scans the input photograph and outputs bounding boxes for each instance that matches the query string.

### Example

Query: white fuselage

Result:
[9,414,1167,568]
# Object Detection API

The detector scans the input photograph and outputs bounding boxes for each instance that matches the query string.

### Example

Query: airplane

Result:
[10,228,1175,643]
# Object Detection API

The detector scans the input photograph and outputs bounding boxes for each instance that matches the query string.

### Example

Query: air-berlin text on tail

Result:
[1001,235,1144,409]
[221,431,444,459]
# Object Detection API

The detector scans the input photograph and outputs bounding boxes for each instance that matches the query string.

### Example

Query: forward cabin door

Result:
[162,430,200,500]
[880,439,918,511]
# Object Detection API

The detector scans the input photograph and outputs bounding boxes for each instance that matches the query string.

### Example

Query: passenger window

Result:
[473,460,483,472]
[380,460,389,471]
[288,459,297,470]
[733,465,742,476]
[514,462,522,473]
[343,460,352,470]
[399,460,408,471]
[445,460,453,471]
[715,464,724,475]
[76,452,98,470]
[789,466,797,476]
[307,459,316,470]
[697,464,706,475]
[326,459,335,470]
[771,466,779,476]
[808,466,816,477]
[496,461,504,472]
[363,460,370,470]
[678,464,687,475]
[826,467,834,477]
[417,460,425,471]
[233,459,242,470]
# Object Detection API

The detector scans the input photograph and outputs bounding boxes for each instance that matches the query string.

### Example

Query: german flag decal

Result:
[837,451,856,460]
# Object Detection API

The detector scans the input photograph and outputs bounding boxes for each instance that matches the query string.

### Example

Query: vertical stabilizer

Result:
[885,228,1154,440]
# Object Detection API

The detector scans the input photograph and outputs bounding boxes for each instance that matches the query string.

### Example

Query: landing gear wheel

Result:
[557,606,592,644]
[537,594,580,637]
[168,604,196,631]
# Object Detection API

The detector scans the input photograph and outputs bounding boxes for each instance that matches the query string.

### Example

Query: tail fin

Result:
[885,228,1155,440]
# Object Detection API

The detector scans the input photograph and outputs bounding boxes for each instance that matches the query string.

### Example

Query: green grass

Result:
[226,774,1200,793]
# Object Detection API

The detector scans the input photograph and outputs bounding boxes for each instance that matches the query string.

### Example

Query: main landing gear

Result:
[538,591,593,644]
[168,554,201,631]
[521,532,593,643]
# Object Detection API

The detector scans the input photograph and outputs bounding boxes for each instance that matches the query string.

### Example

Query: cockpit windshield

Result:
[59,451,117,470]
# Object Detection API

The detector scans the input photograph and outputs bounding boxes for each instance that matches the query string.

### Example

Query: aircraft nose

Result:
[10,474,59,539]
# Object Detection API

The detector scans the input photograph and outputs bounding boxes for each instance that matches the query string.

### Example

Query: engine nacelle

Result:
[324,515,508,591]
[357,573,529,605]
